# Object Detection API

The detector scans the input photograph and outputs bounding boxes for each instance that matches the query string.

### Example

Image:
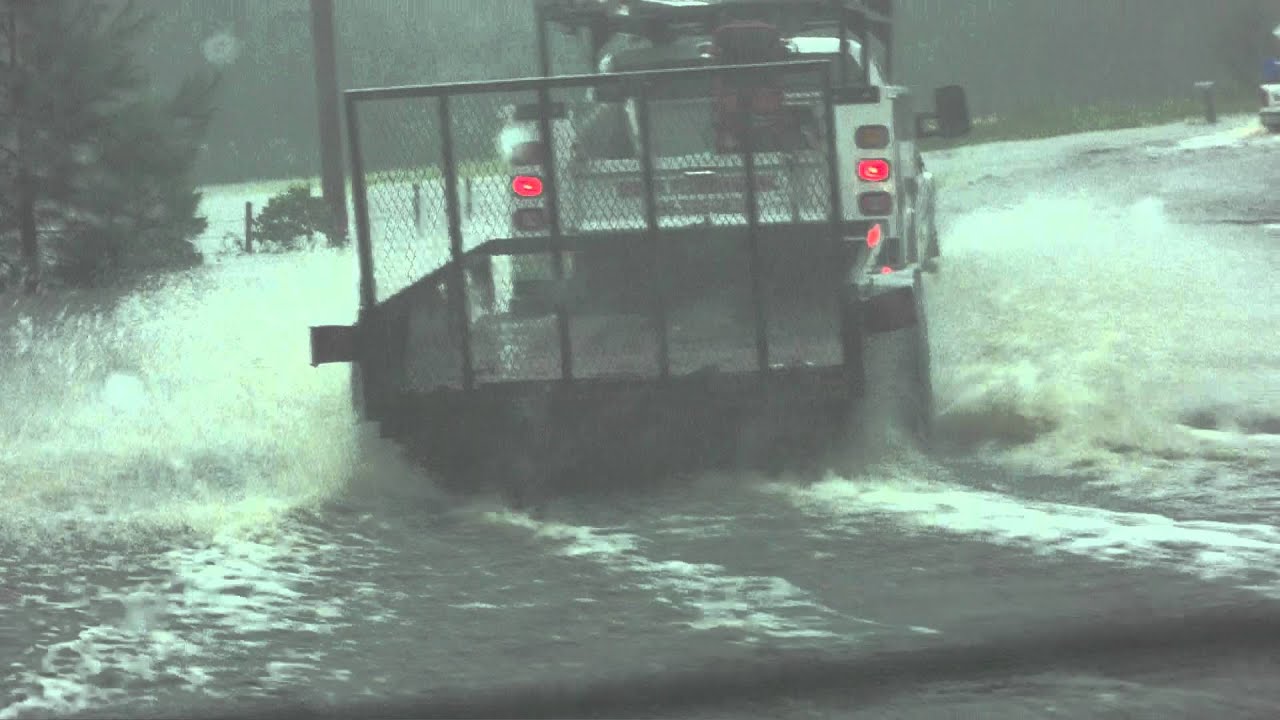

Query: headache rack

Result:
[536,0,895,86]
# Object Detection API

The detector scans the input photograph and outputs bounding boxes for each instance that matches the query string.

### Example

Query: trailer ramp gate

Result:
[317,60,889,488]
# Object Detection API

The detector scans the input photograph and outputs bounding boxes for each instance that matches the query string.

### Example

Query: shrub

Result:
[251,185,347,252]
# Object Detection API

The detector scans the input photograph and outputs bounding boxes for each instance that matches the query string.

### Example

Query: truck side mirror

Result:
[915,85,971,139]
[933,85,971,138]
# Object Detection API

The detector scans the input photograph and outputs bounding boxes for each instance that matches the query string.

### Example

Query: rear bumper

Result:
[488,219,885,256]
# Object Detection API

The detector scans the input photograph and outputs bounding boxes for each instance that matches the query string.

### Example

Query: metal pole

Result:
[345,93,377,310]
[536,3,553,78]
[822,63,857,390]
[309,0,348,240]
[412,182,421,232]
[1195,81,1217,124]
[438,95,475,391]
[635,80,670,379]
[833,0,850,87]
[10,0,39,294]
[244,201,254,253]
[740,72,770,374]
[536,82,573,382]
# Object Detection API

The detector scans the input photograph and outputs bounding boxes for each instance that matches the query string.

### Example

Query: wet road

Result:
[2,116,1279,719]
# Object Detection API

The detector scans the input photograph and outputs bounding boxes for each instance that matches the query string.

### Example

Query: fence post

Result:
[465,176,473,219]
[412,182,422,232]
[1195,81,1217,124]
[244,201,253,253]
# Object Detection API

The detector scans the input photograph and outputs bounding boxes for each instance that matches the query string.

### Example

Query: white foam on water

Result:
[0,183,370,545]
[486,510,931,641]
[0,180,382,716]
[924,192,1280,495]
[769,470,1280,596]
[1,525,373,720]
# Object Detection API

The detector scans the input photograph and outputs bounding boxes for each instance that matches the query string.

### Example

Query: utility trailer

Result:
[310,0,971,501]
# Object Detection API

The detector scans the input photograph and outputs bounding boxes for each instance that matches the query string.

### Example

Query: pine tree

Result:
[0,0,218,291]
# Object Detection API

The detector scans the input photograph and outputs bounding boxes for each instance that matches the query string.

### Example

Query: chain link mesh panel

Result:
[349,60,842,392]
[352,95,449,302]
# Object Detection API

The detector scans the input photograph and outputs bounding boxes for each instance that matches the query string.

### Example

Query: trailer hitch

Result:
[310,324,357,366]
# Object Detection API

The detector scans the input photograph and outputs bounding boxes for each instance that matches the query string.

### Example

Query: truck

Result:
[1264,26,1280,133]
[309,0,972,502]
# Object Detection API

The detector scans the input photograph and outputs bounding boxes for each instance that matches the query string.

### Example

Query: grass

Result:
[919,89,1262,152]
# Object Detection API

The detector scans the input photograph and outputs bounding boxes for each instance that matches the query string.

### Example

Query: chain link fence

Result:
[346,60,850,406]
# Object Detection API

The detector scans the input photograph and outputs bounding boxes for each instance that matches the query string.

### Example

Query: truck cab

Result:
[500,0,970,313]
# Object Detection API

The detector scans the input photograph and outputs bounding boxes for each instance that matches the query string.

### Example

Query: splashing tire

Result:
[911,268,936,445]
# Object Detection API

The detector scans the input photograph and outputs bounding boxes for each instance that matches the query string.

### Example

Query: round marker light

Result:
[512,175,544,198]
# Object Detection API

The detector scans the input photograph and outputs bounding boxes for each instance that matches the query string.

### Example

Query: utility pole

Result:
[7,0,38,293]
[309,0,347,243]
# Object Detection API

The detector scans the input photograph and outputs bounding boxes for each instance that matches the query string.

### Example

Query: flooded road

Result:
[2,117,1279,719]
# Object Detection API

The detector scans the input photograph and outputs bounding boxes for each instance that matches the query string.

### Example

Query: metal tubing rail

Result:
[634,81,671,379]
[437,95,476,391]
[343,60,834,103]
[345,93,377,310]
[820,63,847,370]
[344,58,839,390]
[739,100,769,374]
[534,83,573,382]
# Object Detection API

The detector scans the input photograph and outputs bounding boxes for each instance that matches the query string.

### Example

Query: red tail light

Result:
[880,266,893,274]
[866,223,882,248]
[512,175,544,198]
[511,141,545,166]
[857,159,891,182]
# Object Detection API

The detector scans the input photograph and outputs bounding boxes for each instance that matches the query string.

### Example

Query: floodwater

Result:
[2,117,1279,719]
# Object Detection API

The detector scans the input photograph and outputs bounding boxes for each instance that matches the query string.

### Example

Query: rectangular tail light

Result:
[858,192,893,216]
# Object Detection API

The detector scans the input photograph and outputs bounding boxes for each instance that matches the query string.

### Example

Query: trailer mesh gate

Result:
[343,61,848,421]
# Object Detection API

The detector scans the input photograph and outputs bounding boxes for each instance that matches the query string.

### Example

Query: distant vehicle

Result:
[310,0,972,500]
[1263,81,1280,133]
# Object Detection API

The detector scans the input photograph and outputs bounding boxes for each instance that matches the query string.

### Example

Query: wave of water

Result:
[925,193,1280,487]
[0,244,362,546]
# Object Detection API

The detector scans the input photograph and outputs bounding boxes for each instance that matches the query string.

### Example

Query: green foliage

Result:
[252,185,346,252]
[0,0,219,288]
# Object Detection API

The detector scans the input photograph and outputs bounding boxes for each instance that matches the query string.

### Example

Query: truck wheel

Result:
[921,212,941,274]
[908,268,935,443]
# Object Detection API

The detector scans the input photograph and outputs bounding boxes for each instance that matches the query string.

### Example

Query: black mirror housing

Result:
[933,85,971,138]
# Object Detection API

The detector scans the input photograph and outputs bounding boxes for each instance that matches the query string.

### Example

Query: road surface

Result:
[1,116,1278,719]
